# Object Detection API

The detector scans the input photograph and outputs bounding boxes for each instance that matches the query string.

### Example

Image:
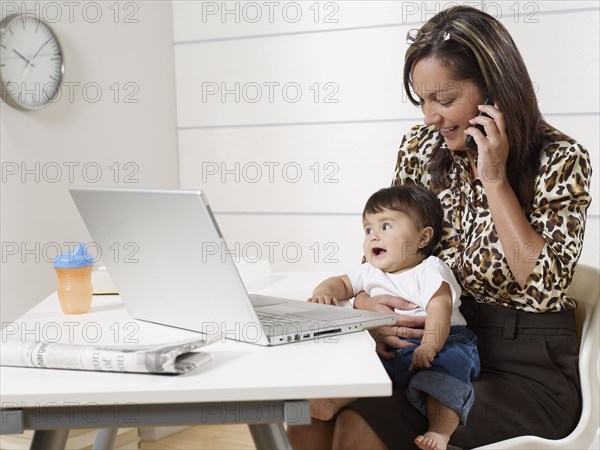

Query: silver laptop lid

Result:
[70,187,269,345]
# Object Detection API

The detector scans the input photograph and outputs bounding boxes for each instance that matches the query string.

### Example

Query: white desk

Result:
[0,271,392,449]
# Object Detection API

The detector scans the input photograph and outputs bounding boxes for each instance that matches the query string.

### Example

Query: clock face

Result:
[0,14,64,110]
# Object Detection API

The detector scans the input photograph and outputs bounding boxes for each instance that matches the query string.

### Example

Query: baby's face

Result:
[363,209,426,274]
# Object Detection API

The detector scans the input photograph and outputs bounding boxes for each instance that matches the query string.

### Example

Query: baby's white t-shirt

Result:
[347,256,466,326]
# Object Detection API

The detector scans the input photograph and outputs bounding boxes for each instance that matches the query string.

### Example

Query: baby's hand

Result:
[307,292,338,305]
[409,343,437,370]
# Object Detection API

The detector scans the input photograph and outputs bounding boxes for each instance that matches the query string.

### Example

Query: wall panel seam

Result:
[211,212,600,219]
[173,7,599,46]
[176,112,600,131]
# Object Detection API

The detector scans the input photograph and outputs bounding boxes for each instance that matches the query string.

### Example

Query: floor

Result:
[140,425,600,450]
[140,425,255,450]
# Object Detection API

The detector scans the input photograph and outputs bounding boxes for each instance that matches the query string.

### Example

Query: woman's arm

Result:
[484,181,545,287]
[354,291,425,357]
[466,105,591,292]
[466,104,545,287]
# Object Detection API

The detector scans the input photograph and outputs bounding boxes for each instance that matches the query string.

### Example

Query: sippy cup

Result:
[53,243,94,314]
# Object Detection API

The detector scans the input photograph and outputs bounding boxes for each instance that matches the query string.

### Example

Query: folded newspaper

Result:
[0,337,216,375]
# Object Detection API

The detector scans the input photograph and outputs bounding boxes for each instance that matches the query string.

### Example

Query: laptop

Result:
[69,187,396,346]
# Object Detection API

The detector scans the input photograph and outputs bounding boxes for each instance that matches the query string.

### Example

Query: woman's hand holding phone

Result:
[464,100,511,187]
[464,97,493,151]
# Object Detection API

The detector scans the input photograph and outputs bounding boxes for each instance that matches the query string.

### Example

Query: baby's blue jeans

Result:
[380,325,480,425]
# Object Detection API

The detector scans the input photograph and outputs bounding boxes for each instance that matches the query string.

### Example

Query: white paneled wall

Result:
[173,0,600,271]
[179,121,407,213]
[173,0,465,40]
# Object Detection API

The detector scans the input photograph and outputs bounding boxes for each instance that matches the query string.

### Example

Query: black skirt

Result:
[348,298,582,449]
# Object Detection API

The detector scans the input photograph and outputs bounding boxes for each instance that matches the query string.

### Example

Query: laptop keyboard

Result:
[256,311,307,327]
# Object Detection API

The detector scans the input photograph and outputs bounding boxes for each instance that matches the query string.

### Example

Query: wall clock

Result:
[0,14,64,110]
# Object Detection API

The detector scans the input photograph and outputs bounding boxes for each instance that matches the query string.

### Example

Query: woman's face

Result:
[411,57,484,152]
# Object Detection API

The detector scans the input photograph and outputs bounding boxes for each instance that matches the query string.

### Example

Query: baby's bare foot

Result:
[415,431,450,450]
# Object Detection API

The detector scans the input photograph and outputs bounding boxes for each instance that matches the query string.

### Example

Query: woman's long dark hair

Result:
[403,5,572,211]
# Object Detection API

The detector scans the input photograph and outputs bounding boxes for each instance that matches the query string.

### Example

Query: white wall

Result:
[173,0,599,274]
[0,1,180,322]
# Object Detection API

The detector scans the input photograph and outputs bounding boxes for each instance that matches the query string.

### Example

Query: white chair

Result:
[476,264,600,450]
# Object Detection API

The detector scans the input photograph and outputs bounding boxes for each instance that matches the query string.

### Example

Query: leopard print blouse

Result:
[393,124,592,312]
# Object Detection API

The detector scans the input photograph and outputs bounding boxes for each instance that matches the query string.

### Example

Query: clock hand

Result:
[13,49,34,67]
[24,37,51,77]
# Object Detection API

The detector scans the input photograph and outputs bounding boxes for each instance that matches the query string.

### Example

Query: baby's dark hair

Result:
[363,184,443,256]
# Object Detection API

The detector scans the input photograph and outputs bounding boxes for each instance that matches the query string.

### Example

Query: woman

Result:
[288,5,592,450]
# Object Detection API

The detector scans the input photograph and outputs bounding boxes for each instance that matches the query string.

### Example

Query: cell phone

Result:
[464,97,492,151]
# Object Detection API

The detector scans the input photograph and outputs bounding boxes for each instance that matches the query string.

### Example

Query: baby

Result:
[308,185,480,450]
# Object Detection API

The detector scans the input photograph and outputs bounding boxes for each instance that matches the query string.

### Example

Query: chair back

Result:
[567,264,600,347]
[475,264,599,449]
